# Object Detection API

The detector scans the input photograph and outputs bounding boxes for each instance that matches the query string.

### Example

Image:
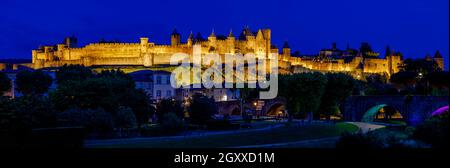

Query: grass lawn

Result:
[90,122,358,148]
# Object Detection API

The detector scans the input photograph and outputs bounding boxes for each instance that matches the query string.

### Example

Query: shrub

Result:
[188,94,217,125]
[58,108,114,135]
[413,114,449,148]
[114,106,137,129]
[160,112,184,134]
[336,131,383,149]
[0,72,11,95]
[15,70,53,95]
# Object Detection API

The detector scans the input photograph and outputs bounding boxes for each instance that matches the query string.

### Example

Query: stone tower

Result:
[282,41,291,56]
[226,29,235,54]
[433,50,444,70]
[262,29,271,58]
[171,29,181,46]
[141,37,152,67]
[187,32,194,47]
[387,50,402,76]
[208,29,217,49]
[64,35,78,48]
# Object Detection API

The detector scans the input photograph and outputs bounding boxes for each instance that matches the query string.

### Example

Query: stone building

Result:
[31,27,274,69]
[29,27,444,78]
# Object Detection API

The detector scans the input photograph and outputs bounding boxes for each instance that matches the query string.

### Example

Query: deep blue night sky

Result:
[1,0,448,69]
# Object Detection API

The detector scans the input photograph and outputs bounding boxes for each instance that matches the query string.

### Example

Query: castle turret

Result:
[140,37,152,67]
[386,47,402,76]
[64,35,77,48]
[239,26,255,40]
[171,29,181,46]
[194,32,204,44]
[256,29,264,41]
[208,29,217,48]
[282,41,291,56]
[208,29,216,41]
[385,45,392,57]
[433,50,444,70]
[227,29,235,40]
[57,44,66,51]
[140,37,149,49]
[227,29,235,54]
[187,32,194,46]
[262,29,271,58]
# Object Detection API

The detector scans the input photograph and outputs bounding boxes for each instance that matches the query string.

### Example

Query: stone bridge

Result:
[216,97,286,117]
[342,96,449,126]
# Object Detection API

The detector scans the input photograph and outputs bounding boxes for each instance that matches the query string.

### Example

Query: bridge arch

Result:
[265,103,286,116]
[261,97,287,116]
[216,101,241,116]
[343,96,449,126]
[431,106,449,116]
[361,104,404,123]
[230,106,241,116]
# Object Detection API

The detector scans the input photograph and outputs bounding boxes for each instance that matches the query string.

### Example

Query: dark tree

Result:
[114,106,136,129]
[56,64,93,84]
[51,69,142,113]
[427,71,449,88]
[318,73,355,119]
[279,73,327,119]
[188,93,217,125]
[160,112,184,133]
[0,72,11,95]
[156,98,184,123]
[12,95,57,129]
[15,70,53,95]
[413,114,449,148]
[50,77,119,112]
[398,58,441,74]
[390,71,418,87]
[58,108,114,134]
[122,89,154,128]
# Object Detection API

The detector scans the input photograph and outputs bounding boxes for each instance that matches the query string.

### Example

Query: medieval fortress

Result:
[30,27,444,77]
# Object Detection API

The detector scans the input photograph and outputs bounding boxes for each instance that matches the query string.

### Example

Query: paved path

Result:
[84,123,284,147]
[85,121,384,148]
[346,122,386,133]
[232,137,340,148]
[233,122,385,148]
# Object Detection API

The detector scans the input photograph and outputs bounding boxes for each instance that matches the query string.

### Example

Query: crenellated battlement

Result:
[29,27,435,77]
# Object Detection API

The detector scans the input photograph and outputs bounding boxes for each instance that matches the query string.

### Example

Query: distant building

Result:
[129,70,175,101]
[178,83,241,102]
